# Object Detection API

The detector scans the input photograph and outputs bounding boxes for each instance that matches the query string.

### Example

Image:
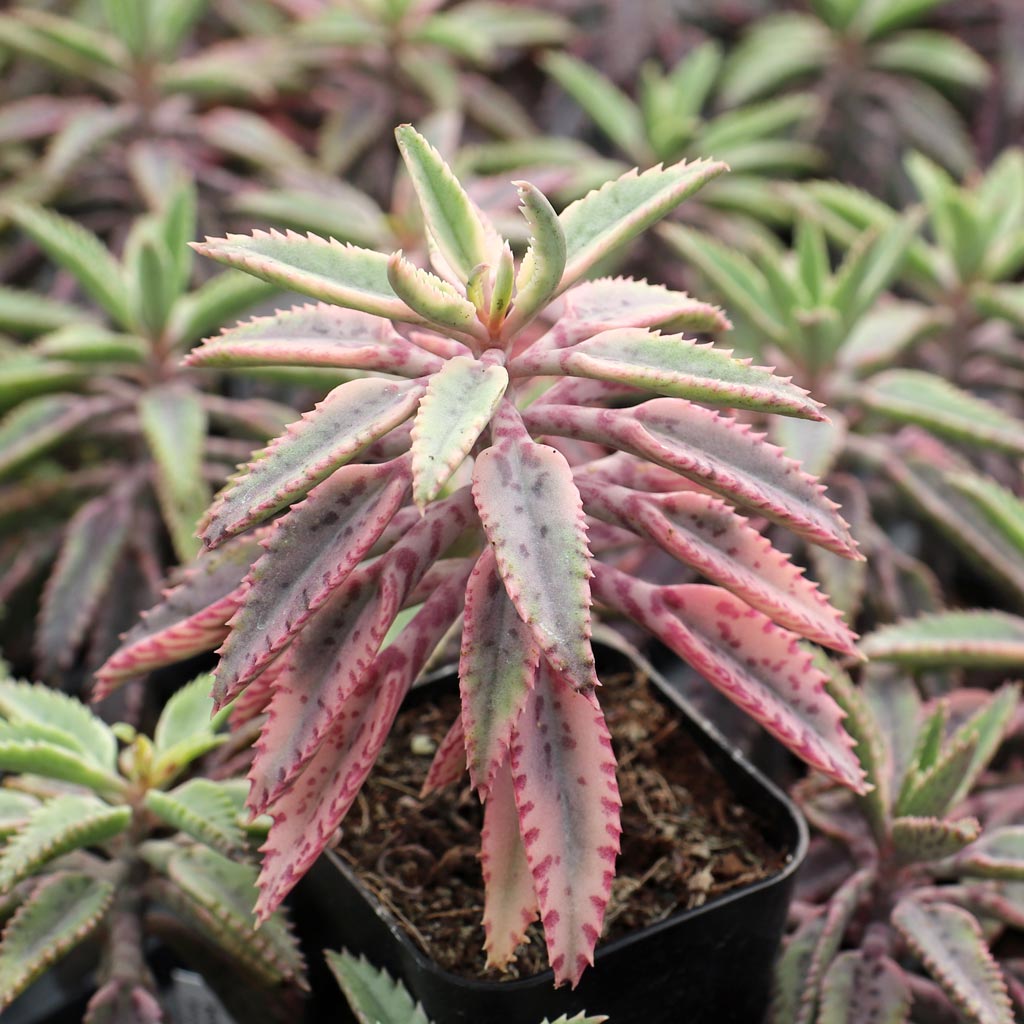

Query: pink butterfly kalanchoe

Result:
[98,126,866,988]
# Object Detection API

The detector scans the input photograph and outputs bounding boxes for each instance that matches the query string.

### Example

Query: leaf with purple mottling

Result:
[892,899,1013,1024]
[200,377,425,548]
[511,328,824,420]
[592,566,865,792]
[481,756,538,969]
[215,456,413,703]
[459,547,540,796]
[420,714,466,796]
[510,664,621,988]
[473,403,596,690]
[186,304,442,376]
[817,951,912,1024]
[525,398,859,558]
[255,565,470,919]
[576,479,857,654]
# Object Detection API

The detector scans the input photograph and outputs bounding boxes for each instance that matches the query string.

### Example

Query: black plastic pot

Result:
[293,651,809,1024]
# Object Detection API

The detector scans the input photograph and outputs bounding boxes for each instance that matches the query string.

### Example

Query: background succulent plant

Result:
[97,127,869,987]
[0,669,305,1022]
[0,176,286,682]
[774,661,1023,1024]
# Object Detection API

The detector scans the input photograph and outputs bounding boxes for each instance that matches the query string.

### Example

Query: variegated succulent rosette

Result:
[100,126,867,988]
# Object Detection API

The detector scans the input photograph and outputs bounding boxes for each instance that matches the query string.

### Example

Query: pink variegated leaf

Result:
[406,329,472,360]
[562,277,730,335]
[533,376,647,409]
[420,714,466,796]
[576,452,704,493]
[511,329,824,421]
[229,658,283,729]
[255,562,471,919]
[817,951,912,1024]
[892,898,1014,1024]
[592,566,865,792]
[214,456,413,704]
[246,490,477,811]
[576,479,857,655]
[511,664,621,989]
[481,755,539,969]
[190,230,426,324]
[473,402,597,690]
[200,377,425,548]
[411,355,508,508]
[185,304,442,377]
[525,399,860,559]
[459,547,540,797]
[95,531,263,698]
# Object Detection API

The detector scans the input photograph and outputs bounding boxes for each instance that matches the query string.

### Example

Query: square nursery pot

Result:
[292,649,809,1024]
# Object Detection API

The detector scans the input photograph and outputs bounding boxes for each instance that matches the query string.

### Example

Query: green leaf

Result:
[411,355,507,507]
[125,223,178,337]
[862,370,1024,455]
[325,950,431,1024]
[152,674,224,782]
[101,0,149,56]
[139,383,210,562]
[557,157,728,293]
[7,204,130,326]
[945,684,1019,807]
[0,740,125,797]
[861,612,1024,669]
[719,14,832,106]
[957,827,1024,881]
[892,816,981,865]
[892,899,1013,1024]
[0,872,114,1012]
[0,285,82,335]
[505,181,566,335]
[168,271,277,349]
[0,791,38,838]
[856,0,947,39]
[191,230,423,324]
[0,678,117,771]
[771,914,827,1024]
[160,846,305,986]
[837,300,947,375]
[145,779,247,858]
[972,284,1024,332]
[33,325,147,363]
[947,472,1024,555]
[0,794,130,893]
[541,51,648,162]
[896,731,978,820]
[394,124,494,282]
[385,252,485,339]
[869,31,990,91]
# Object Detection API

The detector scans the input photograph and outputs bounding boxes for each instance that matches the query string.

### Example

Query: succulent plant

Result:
[327,949,607,1024]
[719,0,990,181]
[0,0,300,214]
[774,661,1023,1024]
[0,670,306,1021]
[0,178,286,680]
[99,126,866,987]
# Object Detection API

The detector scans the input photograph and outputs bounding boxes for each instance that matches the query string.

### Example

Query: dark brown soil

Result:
[332,660,788,981]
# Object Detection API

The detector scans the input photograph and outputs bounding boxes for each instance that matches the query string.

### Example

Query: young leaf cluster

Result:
[0,669,305,1021]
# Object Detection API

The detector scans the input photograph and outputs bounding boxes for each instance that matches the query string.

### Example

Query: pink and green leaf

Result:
[556,158,728,292]
[420,713,467,796]
[95,532,261,696]
[956,828,1024,881]
[576,480,857,654]
[255,566,470,918]
[510,665,621,989]
[504,181,566,335]
[481,755,539,969]
[215,456,413,701]
[860,611,1024,669]
[511,328,824,420]
[200,377,425,548]
[892,816,982,865]
[525,399,859,558]
[473,404,597,690]
[892,898,1013,1024]
[191,229,425,323]
[411,356,508,507]
[186,304,442,377]
[593,567,865,791]
[459,546,540,796]
[386,253,487,341]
